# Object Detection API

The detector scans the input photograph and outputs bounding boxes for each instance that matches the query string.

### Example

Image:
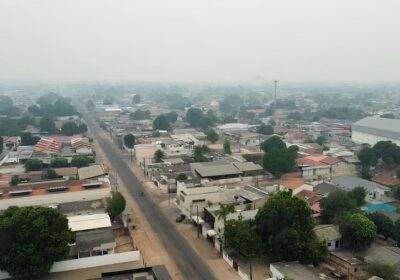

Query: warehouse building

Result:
[352,116,400,146]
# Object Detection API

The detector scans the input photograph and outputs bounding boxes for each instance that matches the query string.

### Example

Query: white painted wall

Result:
[352,130,400,146]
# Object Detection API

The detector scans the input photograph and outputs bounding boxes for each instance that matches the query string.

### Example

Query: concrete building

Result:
[314,224,341,251]
[352,116,400,146]
[0,179,111,210]
[270,262,336,280]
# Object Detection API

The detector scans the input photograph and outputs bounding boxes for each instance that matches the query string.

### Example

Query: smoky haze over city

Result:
[1,0,400,83]
[1,1,400,280]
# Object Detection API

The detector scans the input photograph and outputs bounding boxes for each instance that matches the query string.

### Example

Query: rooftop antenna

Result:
[274,80,278,105]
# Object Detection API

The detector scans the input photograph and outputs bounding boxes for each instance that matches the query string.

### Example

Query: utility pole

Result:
[197,205,200,239]
[143,157,146,177]
[274,80,278,106]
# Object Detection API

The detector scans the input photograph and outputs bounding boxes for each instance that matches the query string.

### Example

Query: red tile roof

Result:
[372,175,400,186]
[297,154,339,167]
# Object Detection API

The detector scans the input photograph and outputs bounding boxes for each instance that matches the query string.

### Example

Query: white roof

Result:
[67,213,111,232]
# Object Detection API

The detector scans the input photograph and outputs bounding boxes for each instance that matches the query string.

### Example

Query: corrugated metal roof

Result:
[352,117,400,139]
[67,213,111,232]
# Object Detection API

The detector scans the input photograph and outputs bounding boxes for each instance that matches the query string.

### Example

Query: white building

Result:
[0,180,111,210]
[352,116,400,146]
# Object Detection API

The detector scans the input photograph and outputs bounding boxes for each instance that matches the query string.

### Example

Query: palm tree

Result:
[153,149,165,163]
[216,203,235,224]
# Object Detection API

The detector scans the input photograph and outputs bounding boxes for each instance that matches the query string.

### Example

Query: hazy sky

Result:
[1,0,399,83]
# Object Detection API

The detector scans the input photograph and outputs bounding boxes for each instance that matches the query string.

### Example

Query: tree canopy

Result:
[130,109,151,120]
[40,117,56,134]
[20,132,40,146]
[193,145,208,162]
[0,206,75,278]
[132,94,141,104]
[223,140,232,155]
[367,212,394,240]
[107,192,126,220]
[224,218,261,258]
[25,159,43,172]
[205,129,219,143]
[70,155,93,168]
[50,157,69,168]
[320,191,358,223]
[257,124,274,135]
[337,213,376,251]
[61,121,79,136]
[153,115,171,131]
[261,137,298,178]
[186,108,204,127]
[154,149,165,163]
[123,134,135,149]
[358,147,378,168]
[255,191,326,264]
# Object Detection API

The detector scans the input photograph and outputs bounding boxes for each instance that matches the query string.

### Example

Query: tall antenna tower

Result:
[274,80,278,105]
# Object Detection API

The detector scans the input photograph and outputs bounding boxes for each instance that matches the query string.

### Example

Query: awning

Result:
[207,229,217,237]
[191,216,204,224]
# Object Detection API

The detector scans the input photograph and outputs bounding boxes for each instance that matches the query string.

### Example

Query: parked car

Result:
[176,214,186,223]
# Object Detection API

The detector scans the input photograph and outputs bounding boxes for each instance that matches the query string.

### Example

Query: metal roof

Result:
[78,165,105,180]
[67,213,111,232]
[314,224,341,241]
[331,176,390,192]
[190,162,242,177]
[352,116,400,139]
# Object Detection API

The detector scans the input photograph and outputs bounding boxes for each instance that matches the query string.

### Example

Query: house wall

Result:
[0,187,111,210]
[302,166,331,180]
[352,130,400,146]
[292,184,313,195]
[269,264,284,280]
[327,238,340,251]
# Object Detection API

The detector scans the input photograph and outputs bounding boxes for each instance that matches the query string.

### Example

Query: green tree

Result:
[70,156,92,168]
[260,135,286,153]
[107,192,126,220]
[392,185,400,199]
[186,108,204,127]
[0,137,3,154]
[61,121,78,136]
[193,145,208,162]
[216,203,235,223]
[366,262,397,280]
[28,104,41,116]
[348,187,366,207]
[132,94,141,104]
[224,219,261,257]
[130,109,151,120]
[164,112,178,124]
[367,212,394,240]
[0,206,75,278]
[320,191,357,223]
[153,115,171,130]
[287,111,303,120]
[46,168,59,179]
[25,159,43,172]
[206,109,218,124]
[373,141,399,164]
[123,134,135,149]
[205,129,219,143]
[86,100,95,111]
[154,149,165,163]
[176,173,188,181]
[103,96,114,105]
[40,117,56,134]
[358,147,378,167]
[255,191,326,264]
[20,132,39,146]
[268,119,276,127]
[258,124,274,135]
[10,175,19,186]
[315,136,327,146]
[77,123,88,134]
[50,157,69,168]
[338,213,376,251]
[394,219,400,245]
[262,145,298,178]
[223,140,232,155]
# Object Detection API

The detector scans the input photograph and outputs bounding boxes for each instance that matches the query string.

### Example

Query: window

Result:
[328,242,331,247]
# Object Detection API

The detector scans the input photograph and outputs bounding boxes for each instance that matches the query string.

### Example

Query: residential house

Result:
[314,224,341,251]
[313,182,341,197]
[78,165,106,180]
[327,251,364,280]
[297,154,339,180]
[54,167,78,179]
[331,176,391,202]
[270,262,336,280]
[296,190,322,217]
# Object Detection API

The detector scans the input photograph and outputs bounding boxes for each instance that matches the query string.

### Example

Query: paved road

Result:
[84,113,217,280]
